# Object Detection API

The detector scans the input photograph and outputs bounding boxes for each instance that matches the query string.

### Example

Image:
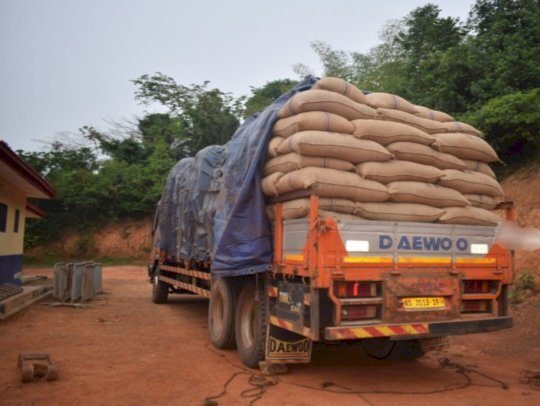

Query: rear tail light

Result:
[341,305,377,321]
[334,282,378,298]
[463,280,491,294]
[461,300,490,313]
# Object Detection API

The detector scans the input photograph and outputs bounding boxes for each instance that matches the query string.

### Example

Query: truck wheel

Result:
[235,277,267,368]
[209,278,237,349]
[152,268,169,304]
[392,339,425,360]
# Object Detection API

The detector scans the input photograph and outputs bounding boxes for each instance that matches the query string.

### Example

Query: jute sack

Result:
[268,136,285,158]
[278,89,377,120]
[356,202,445,223]
[462,159,497,179]
[387,181,469,207]
[272,111,354,138]
[261,171,284,196]
[438,169,504,197]
[268,197,357,220]
[464,194,501,210]
[414,105,454,122]
[442,121,483,137]
[386,142,466,170]
[264,152,354,175]
[275,167,389,202]
[376,108,448,134]
[351,119,435,146]
[277,131,393,164]
[439,206,501,226]
[319,210,363,221]
[312,77,368,104]
[365,92,417,114]
[357,161,442,184]
[433,133,500,163]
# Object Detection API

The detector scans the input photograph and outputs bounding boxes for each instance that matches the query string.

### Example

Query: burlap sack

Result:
[356,202,445,222]
[275,167,389,202]
[277,131,393,164]
[268,136,285,158]
[387,181,469,207]
[272,111,354,138]
[414,105,454,122]
[278,89,376,120]
[319,210,363,221]
[261,172,283,196]
[464,194,500,210]
[376,108,448,134]
[433,133,500,163]
[438,169,504,197]
[386,142,466,170]
[439,206,501,226]
[365,92,417,114]
[264,152,354,175]
[312,77,367,104]
[268,197,357,220]
[442,121,483,137]
[351,119,435,146]
[462,159,497,179]
[357,161,442,184]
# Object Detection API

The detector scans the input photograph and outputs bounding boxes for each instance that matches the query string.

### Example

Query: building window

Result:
[14,209,20,233]
[0,203,6,232]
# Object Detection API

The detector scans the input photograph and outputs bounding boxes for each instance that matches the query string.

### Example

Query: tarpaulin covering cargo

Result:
[158,77,317,277]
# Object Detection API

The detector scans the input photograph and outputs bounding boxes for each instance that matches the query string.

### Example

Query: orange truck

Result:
[149,195,514,368]
[147,77,514,369]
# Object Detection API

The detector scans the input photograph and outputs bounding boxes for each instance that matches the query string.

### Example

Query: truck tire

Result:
[235,277,268,368]
[152,268,169,304]
[208,278,237,349]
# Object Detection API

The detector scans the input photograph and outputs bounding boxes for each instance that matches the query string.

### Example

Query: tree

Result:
[243,79,298,118]
[465,89,540,165]
[466,0,540,103]
[133,73,242,155]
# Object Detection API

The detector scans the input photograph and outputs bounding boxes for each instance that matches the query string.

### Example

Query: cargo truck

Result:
[147,78,514,368]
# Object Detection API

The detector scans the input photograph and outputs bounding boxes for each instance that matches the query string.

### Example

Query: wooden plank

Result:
[0,286,53,320]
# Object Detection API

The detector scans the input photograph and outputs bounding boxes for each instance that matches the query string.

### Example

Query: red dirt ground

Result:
[1,266,539,406]
[9,165,540,405]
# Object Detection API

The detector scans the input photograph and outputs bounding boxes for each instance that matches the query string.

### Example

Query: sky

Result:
[0,0,476,152]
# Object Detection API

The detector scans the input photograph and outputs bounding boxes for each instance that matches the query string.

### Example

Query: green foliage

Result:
[243,79,298,118]
[510,270,537,304]
[465,89,540,165]
[132,73,242,155]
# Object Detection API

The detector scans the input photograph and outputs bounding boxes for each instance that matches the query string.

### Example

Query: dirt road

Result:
[1,266,539,405]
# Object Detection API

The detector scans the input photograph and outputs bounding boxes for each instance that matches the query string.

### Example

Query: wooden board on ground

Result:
[0,286,53,320]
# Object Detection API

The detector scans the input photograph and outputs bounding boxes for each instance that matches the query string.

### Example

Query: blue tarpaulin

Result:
[158,77,317,277]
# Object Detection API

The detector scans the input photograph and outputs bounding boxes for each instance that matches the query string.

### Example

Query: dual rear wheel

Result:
[208,277,267,368]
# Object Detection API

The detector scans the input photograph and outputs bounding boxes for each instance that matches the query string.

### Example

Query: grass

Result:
[23,255,147,268]
[510,270,537,304]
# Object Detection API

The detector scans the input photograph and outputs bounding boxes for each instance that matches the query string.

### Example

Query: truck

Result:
[148,77,514,369]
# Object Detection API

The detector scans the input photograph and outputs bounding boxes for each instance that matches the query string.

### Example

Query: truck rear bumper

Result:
[324,316,513,341]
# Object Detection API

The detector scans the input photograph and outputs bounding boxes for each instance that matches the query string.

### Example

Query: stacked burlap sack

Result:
[262,77,503,226]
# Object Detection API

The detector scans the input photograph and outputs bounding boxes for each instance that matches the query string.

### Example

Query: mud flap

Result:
[265,324,312,364]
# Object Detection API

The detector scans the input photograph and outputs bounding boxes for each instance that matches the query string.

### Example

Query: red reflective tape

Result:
[389,325,407,335]
[340,329,356,340]
[364,327,385,337]
[413,324,429,333]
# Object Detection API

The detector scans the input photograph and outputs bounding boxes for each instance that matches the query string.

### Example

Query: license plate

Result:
[402,297,445,310]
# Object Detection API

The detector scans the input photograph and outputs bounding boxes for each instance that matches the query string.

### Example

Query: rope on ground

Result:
[203,344,510,405]
[203,371,277,406]
[520,370,540,390]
